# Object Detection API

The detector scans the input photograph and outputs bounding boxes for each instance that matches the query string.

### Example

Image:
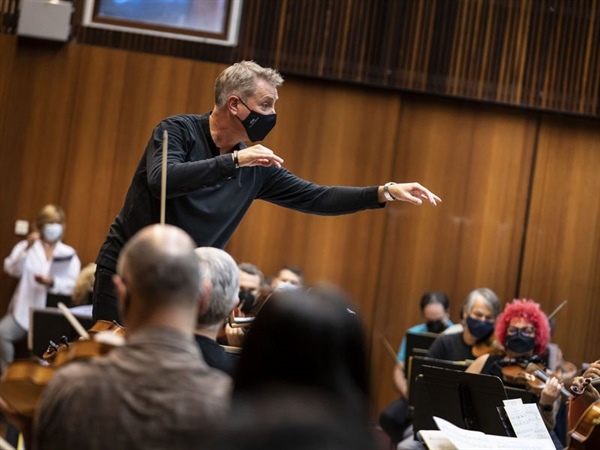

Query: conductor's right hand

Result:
[238,145,284,168]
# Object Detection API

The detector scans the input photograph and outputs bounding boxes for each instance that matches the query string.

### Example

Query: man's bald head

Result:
[117,225,201,311]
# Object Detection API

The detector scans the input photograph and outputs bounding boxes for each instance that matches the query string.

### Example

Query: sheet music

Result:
[418,430,457,450]
[502,400,554,442]
[433,416,555,450]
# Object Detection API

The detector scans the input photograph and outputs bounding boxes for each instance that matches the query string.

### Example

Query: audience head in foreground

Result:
[234,286,370,415]
[227,286,377,449]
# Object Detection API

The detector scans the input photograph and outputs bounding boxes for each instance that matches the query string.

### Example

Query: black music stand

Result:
[407,356,470,407]
[412,365,510,437]
[28,307,93,358]
[403,331,438,367]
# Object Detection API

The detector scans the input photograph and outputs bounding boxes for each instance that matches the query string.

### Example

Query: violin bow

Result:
[160,130,168,226]
[547,299,568,321]
[57,302,90,340]
[380,334,400,365]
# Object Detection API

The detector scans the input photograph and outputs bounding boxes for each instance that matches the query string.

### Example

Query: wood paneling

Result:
[371,99,538,416]
[520,118,600,365]
[48,0,600,118]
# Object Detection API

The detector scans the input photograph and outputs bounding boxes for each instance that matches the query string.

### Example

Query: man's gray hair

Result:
[463,287,501,319]
[214,60,284,107]
[195,247,240,326]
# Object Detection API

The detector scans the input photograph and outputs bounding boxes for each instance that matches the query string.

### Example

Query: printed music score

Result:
[502,398,554,442]
[418,416,555,450]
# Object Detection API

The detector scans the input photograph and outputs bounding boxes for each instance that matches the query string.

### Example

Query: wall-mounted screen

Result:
[82,0,243,46]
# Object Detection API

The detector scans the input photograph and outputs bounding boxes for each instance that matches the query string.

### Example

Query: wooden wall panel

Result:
[60,46,128,265]
[371,99,537,416]
[59,0,600,118]
[520,118,600,366]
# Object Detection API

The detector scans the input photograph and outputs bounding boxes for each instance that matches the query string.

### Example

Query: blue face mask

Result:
[466,316,494,340]
[237,97,277,142]
[43,223,63,242]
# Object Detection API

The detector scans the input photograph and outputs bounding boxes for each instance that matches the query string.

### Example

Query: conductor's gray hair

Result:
[214,60,283,107]
[195,247,240,326]
[463,287,501,319]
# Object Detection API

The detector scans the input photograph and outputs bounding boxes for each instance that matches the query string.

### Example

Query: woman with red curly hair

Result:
[467,299,564,439]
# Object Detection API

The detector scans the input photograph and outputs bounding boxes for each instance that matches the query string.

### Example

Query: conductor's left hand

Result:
[389,182,442,206]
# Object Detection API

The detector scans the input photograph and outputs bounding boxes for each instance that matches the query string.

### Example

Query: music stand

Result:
[46,293,72,308]
[412,365,509,436]
[403,331,438,367]
[28,307,93,358]
[407,356,470,407]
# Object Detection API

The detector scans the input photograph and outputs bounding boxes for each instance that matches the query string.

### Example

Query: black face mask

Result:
[238,289,256,315]
[505,335,536,354]
[466,316,494,340]
[237,97,277,142]
[426,319,448,334]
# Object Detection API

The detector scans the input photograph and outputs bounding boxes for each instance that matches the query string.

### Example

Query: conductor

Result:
[93,60,441,322]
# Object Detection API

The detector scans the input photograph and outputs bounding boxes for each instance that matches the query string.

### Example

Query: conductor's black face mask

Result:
[236,97,277,142]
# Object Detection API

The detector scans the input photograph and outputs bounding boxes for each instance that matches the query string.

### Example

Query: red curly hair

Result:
[495,299,551,355]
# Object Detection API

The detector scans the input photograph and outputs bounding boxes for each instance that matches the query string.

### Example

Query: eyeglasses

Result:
[506,326,536,337]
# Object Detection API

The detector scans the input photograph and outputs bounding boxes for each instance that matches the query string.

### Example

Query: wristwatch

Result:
[383,182,397,201]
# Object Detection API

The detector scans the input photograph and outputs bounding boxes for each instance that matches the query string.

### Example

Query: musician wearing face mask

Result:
[271,265,303,291]
[92,60,441,324]
[237,262,264,315]
[467,299,564,445]
[221,262,266,347]
[1,205,81,371]
[426,287,501,362]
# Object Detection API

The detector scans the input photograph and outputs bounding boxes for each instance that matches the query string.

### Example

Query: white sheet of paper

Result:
[503,402,554,442]
[418,430,457,450]
[433,416,555,450]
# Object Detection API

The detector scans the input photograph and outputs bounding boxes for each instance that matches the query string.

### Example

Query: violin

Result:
[472,335,504,358]
[42,320,126,363]
[0,318,126,417]
[500,360,572,399]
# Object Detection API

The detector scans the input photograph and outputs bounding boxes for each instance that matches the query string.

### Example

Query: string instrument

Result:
[571,377,600,396]
[500,360,572,399]
[472,335,504,358]
[568,399,600,450]
[0,310,125,417]
[41,320,126,363]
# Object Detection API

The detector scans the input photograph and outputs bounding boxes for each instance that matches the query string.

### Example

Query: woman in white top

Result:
[1,205,80,370]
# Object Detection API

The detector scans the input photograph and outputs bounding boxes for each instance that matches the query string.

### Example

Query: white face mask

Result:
[43,223,63,242]
[274,281,299,291]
